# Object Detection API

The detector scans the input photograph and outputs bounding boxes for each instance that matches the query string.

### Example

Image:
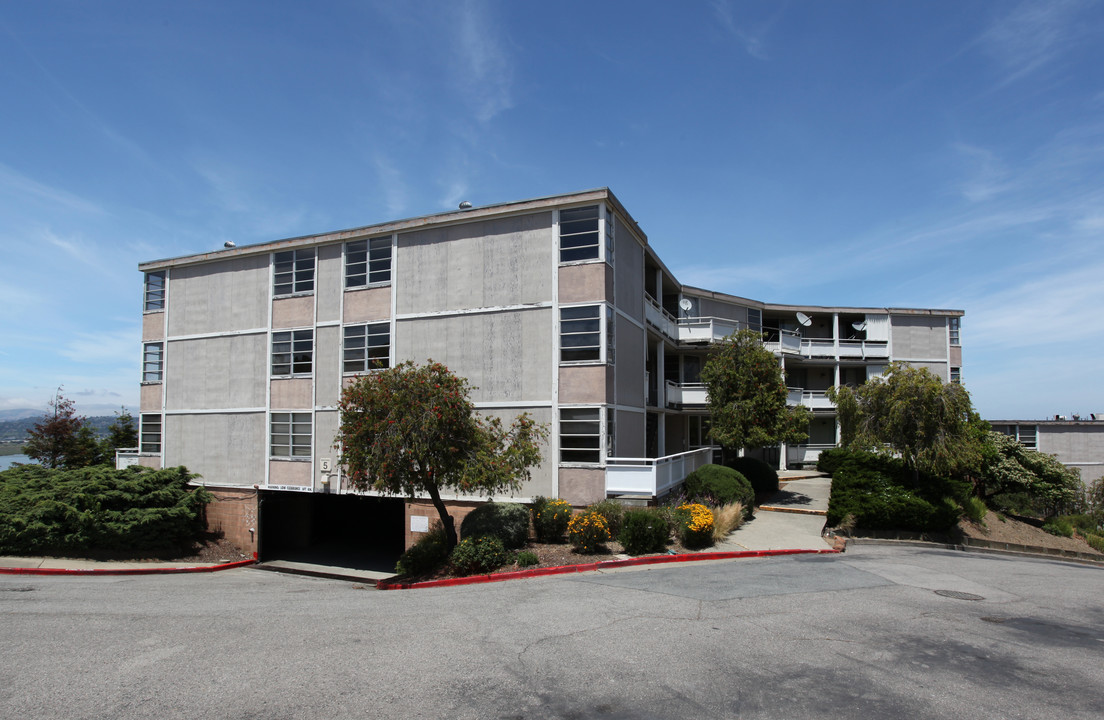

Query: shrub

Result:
[515,550,539,567]
[1083,533,1104,554]
[727,456,779,495]
[1042,518,1074,538]
[568,511,611,553]
[963,496,988,525]
[531,496,572,542]
[619,508,670,555]
[0,464,210,556]
[826,464,960,533]
[816,447,856,475]
[711,502,745,541]
[682,464,754,516]
[395,525,449,576]
[676,503,715,549]
[460,501,530,549]
[586,499,625,537]
[449,535,509,575]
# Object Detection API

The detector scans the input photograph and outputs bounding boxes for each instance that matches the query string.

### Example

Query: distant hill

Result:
[0,409,41,421]
[0,415,118,444]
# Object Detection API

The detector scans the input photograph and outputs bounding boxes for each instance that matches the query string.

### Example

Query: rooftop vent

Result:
[223,241,236,248]
[458,201,473,210]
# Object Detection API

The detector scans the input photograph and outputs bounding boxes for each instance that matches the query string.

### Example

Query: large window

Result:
[559,206,600,262]
[560,407,603,464]
[949,317,961,346]
[343,323,390,373]
[274,249,316,295]
[560,305,614,363]
[272,330,313,375]
[144,271,165,311]
[346,237,392,287]
[950,366,961,384]
[142,343,163,383]
[271,412,311,457]
[140,414,162,454]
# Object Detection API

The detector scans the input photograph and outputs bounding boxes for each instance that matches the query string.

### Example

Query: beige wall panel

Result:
[272,295,314,329]
[950,346,962,366]
[316,243,343,324]
[396,309,553,403]
[558,467,606,506]
[165,334,267,410]
[313,410,340,473]
[314,325,342,408]
[343,287,391,323]
[138,456,161,469]
[615,410,646,458]
[270,378,313,410]
[1039,426,1104,462]
[614,217,643,322]
[559,263,611,305]
[891,315,948,359]
[615,318,646,407]
[143,312,165,341]
[167,255,270,336]
[558,365,607,405]
[269,460,312,487]
[140,384,162,413]
[1071,465,1104,485]
[477,406,555,499]
[164,412,266,487]
[396,212,554,315]
[903,361,948,380]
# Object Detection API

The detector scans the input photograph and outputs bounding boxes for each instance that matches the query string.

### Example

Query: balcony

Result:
[787,443,835,467]
[837,339,889,359]
[644,293,678,338]
[665,381,708,408]
[606,447,715,498]
[786,388,836,411]
[677,317,744,344]
[763,329,802,355]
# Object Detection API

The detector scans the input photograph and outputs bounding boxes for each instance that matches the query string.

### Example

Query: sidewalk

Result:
[0,555,255,576]
[718,472,834,552]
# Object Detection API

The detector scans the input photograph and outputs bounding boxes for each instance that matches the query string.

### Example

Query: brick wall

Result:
[202,487,259,557]
[403,500,486,550]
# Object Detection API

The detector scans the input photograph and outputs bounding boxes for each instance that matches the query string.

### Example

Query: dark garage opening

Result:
[259,491,405,573]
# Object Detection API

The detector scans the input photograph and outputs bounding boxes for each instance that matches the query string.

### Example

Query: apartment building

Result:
[991,416,1104,486]
[136,188,963,558]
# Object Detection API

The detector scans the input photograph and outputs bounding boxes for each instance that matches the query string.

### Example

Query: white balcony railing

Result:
[837,340,889,358]
[665,381,708,407]
[606,447,714,497]
[677,316,744,343]
[786,388,836,410]
[644,293,678,338]
[787,443,836,466]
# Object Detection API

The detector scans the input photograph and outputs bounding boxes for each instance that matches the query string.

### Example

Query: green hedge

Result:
[460,502,530,549]
[619,508,670,555]
[395,525,449,576]
[682,464,754,516]
[0,464,211,556]
[726,456,779,495]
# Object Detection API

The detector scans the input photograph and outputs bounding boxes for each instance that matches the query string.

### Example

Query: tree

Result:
[976,431,1080,516]
[24,388,87,469]
[100,407,139,462]
[827,362,981,478]
[336,361,548,550]
[700,329,810,452]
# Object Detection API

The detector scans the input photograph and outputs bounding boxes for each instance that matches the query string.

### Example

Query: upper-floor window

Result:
[142,342,163,383]
[144,271,166,311]
[140,414,162,454]
[559,206,600,263]
[949,317,961,346]
[272,329,313,376]
[271,412,311,458]
[747,308,763,331]
[560,305,603,362]
[560,407,603,464]
[950,367,961,384]
[343,323,390,373]
[274,249,315,296]
[346,237,392,287]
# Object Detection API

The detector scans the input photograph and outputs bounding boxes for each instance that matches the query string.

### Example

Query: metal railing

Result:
[786,388,836,410]
[606,447,715,497]
[665,381,708,407]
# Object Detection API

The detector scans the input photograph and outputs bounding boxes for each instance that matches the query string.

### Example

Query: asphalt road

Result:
[3,544,1103,719]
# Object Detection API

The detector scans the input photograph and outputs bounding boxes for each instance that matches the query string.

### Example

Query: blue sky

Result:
[1,0,1102,421]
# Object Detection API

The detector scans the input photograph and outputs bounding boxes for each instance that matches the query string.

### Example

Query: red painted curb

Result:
[376,547,841,590]
[0,559,257,576]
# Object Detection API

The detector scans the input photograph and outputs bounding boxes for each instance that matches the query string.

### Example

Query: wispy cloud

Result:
[980,0,1087,85]
[0,163,105,215]
[373,154,410,217]
[59,328,140,366]
[452,0,514,123]
[953,143,1014,202]
[711,0,775,60]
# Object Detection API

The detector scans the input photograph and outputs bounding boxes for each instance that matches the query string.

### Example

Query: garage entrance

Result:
[258,491,405,573]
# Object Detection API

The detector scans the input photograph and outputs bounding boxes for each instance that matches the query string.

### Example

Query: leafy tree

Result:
[827,363,981,479]
[700,329,810,452]
[976,431,1080,516]
[24,388,87,469]
[100,407,139,462]
[336,361,548,550]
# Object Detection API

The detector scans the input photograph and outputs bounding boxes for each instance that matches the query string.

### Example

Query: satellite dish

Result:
[795,311,812,327]
[679,298,693,312]
[852,321,867,332]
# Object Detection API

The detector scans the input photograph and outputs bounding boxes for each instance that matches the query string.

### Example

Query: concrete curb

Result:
[758,506,828,516]
[0,559,257,576]
[377,547,842,591]
[846,537,1104,567]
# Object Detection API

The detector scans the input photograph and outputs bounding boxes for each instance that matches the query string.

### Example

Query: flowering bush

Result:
[532,496,572,542]
[568,511,611,553]
[677,503,715,549]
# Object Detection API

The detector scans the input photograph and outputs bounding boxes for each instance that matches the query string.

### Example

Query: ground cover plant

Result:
[459,501,529,549]
[0,464,211,556]
[682,464,754,517]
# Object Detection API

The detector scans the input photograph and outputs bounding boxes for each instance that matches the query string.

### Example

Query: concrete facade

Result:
[137,188,964,552]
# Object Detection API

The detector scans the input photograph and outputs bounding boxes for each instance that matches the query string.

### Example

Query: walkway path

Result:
[719,471,833,552]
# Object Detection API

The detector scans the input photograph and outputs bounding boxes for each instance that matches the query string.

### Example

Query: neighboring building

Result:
[136,188,963,558]
[990,416,1104,486]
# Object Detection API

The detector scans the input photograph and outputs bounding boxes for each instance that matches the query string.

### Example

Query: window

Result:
[560,407,602,463]
[142,343,163,383]
[606,305,615,364]
[271,412,311,457]
[950,367,961,384]
[949,317,961,346]
[272,330,313,375]
[144,271,165,311]
[689,416,712,448]
[604,209,615,265]
[343,323,390,373]
[747,308,763,331]
[274,249,315,295]
[1017,424,1038,449]
[560,305,614,363]
[140,414,161,453]
[346,237,392,287]
[559,206,600,262]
